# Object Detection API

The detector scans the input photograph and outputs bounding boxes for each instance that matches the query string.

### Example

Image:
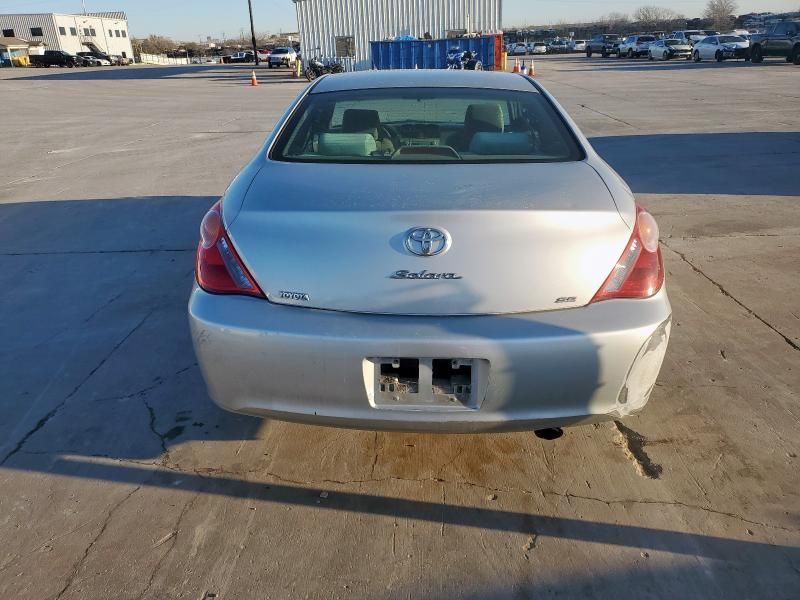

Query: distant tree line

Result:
[131,32,296,59]
[518,1,746,38]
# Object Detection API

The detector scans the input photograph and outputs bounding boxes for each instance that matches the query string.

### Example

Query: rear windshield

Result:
[271,87,585,164]
[638,36,656,42]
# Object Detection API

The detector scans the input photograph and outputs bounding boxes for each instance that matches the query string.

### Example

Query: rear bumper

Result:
[188,287,671,433]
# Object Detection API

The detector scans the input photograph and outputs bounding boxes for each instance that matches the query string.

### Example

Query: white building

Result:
[0,11,134,58]
[292,0,502,70]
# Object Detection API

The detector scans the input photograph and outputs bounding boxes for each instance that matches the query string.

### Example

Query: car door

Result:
[699,38,714,59]
[765,23,789,55]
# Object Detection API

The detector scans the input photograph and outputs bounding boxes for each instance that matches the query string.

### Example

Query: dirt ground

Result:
[0,57,798,599]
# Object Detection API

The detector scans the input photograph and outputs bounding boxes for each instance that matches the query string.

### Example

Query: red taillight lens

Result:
[195,201,264,297]
[592,206,664,302]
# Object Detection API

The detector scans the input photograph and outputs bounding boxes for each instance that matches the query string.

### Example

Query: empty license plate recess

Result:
[365,358,490,410]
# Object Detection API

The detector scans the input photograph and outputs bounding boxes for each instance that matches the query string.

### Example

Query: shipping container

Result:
[293,0,502,70]
[370,35,501,69]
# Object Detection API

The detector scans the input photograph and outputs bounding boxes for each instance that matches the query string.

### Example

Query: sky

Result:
[1,0,798,40]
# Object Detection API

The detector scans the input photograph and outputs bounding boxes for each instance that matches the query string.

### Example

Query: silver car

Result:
[692,35,751,62]
[189,70,671,433]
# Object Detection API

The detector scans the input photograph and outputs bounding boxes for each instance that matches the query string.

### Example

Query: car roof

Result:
[310,70,538,93]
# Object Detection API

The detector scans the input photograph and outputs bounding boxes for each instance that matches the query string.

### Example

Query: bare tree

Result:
[633,6,684,30]
[704,0,738,31]
[132,34,177,55]
[599,12,631,31]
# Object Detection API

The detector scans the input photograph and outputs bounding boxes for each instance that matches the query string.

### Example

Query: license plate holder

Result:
[366,357,490,410]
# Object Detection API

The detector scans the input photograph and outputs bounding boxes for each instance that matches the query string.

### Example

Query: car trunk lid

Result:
[227,161,631,315]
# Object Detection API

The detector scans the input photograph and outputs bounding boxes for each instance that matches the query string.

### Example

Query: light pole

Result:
[248,0,259,66]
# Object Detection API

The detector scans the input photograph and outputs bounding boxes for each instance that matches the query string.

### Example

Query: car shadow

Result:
[590,131,800,196]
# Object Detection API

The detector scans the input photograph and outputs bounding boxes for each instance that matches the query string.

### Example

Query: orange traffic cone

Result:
[512,57,520,73]
[250,70,258,86]
[528,61,536,77]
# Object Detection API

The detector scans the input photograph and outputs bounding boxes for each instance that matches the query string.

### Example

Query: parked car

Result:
[692,35,751,62]
[648,39,692,61]
[670,30,708,46]
[571,40,587,52]
[257,48,271,62]
[29,50,81,68]
[268,46,297,68]
[108,54,132,66]
[188,70,671,434]
[749,20,800,64]
[510,43,528,56]
[77,51,111,66]
[617,35,656,58]
[548,40,570,54]
[530,42,549,55]
[724,29,752,39]
[586,34,621,57]
[230,51,255,63]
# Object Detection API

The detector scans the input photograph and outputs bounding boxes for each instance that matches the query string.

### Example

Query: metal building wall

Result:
[0,14,58,51]
[294,0,502,70]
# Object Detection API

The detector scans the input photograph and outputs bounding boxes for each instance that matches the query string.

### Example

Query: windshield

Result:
[273,48,289,54]
[272,87,584,164]
[718,36,745,43]
[638,36,656,42]
[665,40,683,46]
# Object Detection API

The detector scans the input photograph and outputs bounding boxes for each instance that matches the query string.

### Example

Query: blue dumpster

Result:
[370,36,497,70]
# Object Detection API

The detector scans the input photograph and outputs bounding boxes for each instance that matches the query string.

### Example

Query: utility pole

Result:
[248,0,259,66]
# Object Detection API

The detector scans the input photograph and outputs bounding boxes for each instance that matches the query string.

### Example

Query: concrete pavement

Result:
[0,60,798,599]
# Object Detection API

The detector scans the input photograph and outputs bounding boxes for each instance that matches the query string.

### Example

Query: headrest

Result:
[342,109,381,134]
[468,132,530,155]
[465,104,504,133]
[317,133,377,157]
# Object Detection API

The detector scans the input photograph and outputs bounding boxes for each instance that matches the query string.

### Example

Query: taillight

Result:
[592,206,664,302]
[195,201,264,297]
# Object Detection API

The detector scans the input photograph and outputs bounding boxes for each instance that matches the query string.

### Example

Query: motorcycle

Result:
[446,48,483,70]
[304,55,344,81]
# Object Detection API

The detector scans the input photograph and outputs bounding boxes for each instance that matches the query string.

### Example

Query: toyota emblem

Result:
[405,227,452,257]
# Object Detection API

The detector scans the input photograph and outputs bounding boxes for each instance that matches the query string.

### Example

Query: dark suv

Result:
[29,50,81,68]
[586,34,621,58]
[750,20,800,64]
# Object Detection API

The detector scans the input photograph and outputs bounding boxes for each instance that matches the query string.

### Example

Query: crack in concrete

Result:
[10,453,798,536]
[92,364,196,405]
[242,470,796,534]
[142,395,169,462]
[663,242,799,351]
[578,103,638,129]
[82,291,125,324]
[54,486,141,600]
[137,493,200,600]
[0,311,154,467]
[676,232,798,241]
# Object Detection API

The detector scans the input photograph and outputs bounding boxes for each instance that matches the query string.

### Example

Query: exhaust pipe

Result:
[534,427,564,441]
